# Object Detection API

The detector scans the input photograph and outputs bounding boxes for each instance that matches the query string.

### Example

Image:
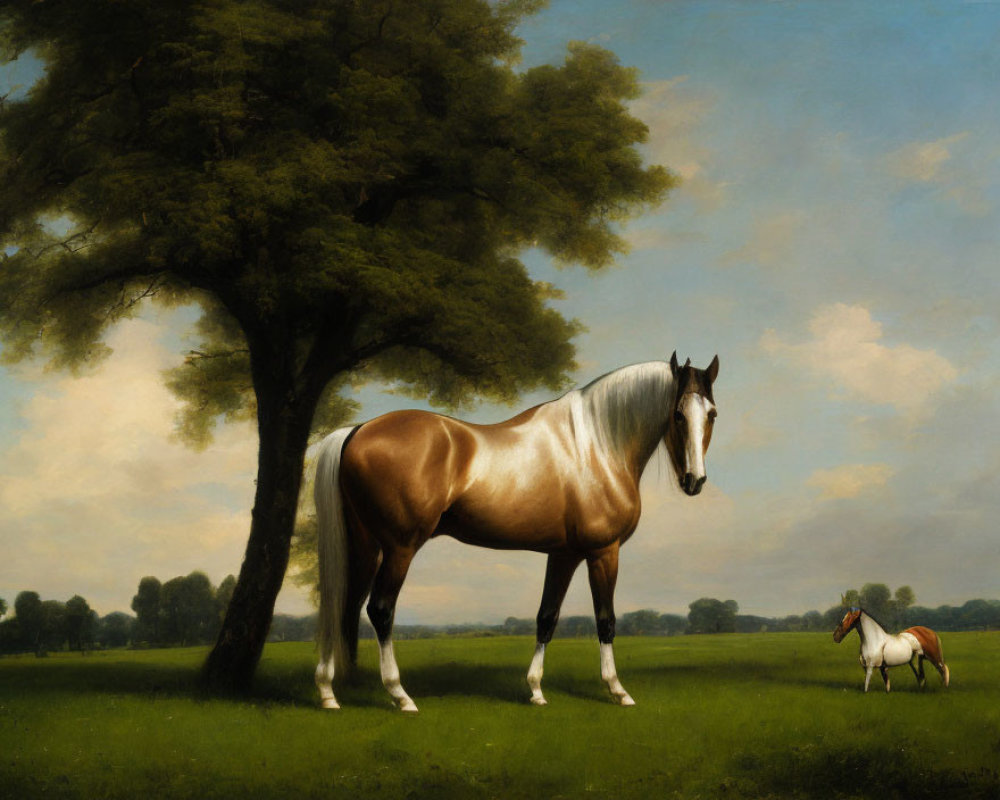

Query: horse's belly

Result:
[436,501,569,552]
[883,637,915,666]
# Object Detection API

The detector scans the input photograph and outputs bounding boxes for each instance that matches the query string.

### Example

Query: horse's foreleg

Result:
[587,545,633,706]
[528,553,582,706]
[863,664,873,693]
[367,546,418,712]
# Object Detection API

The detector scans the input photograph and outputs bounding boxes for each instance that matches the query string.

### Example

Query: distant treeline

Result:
[0,571,236,655]
[2,581,998,655]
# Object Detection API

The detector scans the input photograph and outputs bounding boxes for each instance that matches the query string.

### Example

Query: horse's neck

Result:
[578,363,674,475]
[857,614,887,648]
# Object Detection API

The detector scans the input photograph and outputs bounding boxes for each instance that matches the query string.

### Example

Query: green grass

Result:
[2,633,999,799]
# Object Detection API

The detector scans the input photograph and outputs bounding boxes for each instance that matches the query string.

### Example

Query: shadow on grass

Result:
[731,742,1000,800]
[0,643,948,713]
[0,651,322,709]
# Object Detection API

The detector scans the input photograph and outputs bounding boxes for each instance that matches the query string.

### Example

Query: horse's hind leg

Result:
[911,656,926,689]
[528,553,582,706]
[879,664,891,693]
[367,545,418,712]
[586,545,634,706]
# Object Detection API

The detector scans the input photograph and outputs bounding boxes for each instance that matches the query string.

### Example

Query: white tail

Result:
[315,426,356,676]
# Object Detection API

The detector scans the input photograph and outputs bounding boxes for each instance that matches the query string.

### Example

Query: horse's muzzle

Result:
[683,473,707,496]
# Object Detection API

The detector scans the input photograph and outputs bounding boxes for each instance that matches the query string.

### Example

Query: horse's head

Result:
[833,608,861,642]
[666,351,719,496]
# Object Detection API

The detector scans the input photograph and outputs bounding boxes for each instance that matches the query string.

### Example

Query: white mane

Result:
[575,361,675,459]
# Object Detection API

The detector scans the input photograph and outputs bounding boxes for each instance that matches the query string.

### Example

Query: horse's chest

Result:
[566,478,641,549]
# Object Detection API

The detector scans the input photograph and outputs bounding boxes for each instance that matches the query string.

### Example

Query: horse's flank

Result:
[905,626,947,675]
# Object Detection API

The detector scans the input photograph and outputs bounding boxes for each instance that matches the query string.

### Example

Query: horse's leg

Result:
[527,553,582,706]
[863,664,873,693]
[314,527,380,708]
[586,545,633,706]
[345,537,381,671]
[879,664,891,693]
[909,656,923,689]
[367,545,418,712]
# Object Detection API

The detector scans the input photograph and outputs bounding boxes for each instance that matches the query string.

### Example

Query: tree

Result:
[215,575,237,624]
[160,572,217,645]
[894,586,916,609]
[39,599,67,653]
[859,583,891,622]
[0,597,6,618]
[64,595,96,651]
[658,614,688,636]
[14,591,43,654]
[131,577,162,644]
[0,0,673,691]
[687,598,738,634]
[98,612,135,649]
[619,609,662,636]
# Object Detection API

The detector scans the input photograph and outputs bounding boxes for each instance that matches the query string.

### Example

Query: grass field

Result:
[2,632,999,799]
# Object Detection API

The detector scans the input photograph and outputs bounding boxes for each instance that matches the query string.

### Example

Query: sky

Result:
[1,1,998,625]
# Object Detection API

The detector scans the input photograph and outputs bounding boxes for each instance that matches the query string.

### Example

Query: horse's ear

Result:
[670,351,680,377]
[684,358,691,368]
[706,355,719,384]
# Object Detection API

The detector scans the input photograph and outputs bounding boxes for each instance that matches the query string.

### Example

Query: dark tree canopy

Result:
[0,0,674,690]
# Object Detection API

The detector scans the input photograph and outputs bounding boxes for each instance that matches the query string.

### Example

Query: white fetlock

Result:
[321,697,341,710]
[615,693,636,706]
[530,693,548,706]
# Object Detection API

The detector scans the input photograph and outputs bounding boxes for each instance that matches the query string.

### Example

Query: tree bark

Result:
[202,374,319,693]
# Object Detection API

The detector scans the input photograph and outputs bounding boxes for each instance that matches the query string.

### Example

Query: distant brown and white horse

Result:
[833,607,950,693]
[312,353,719,711]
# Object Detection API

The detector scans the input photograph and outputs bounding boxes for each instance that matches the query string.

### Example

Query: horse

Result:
[311,352,719,711]
[833,607,950,693]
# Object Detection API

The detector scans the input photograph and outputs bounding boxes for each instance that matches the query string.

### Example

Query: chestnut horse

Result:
[833,607,950,693]
[313,353,719,711]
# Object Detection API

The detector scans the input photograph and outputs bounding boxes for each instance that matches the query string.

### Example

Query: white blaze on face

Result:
[677,391,715,481]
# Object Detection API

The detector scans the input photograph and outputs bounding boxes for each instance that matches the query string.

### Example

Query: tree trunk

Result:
[202,377,318,693]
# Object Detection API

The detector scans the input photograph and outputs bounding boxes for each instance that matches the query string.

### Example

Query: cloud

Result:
[885,132,989,216]
[760,303,958,417]
[0,313,259,614]
[630,77,728,213]
[887,133,969,183]
[806,463,894,499]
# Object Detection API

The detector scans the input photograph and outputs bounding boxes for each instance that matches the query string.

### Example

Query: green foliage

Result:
[687,597,739,634]
[13,590,42,651]
[63,594,96,651]
[860,582,892,620]
[159,572,219,645]
[131,576,162,644]
[0,0,672,443]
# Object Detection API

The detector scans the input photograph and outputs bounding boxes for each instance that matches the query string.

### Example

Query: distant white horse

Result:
[833,607,949,693]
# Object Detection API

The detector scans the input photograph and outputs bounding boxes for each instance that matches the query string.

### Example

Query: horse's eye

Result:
[673,411,685,425]
[708,410,717,423]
